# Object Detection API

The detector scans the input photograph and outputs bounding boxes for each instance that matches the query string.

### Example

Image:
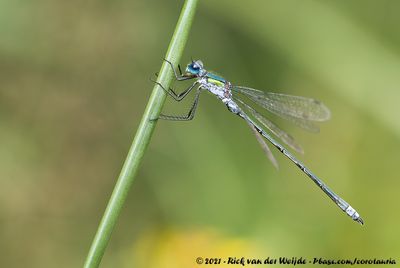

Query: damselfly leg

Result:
[151,77,199,101]
[164,59,194,81]
[159,88,202,121]
[150,76,202,121]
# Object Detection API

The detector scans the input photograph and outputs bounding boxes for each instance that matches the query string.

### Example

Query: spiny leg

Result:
[163,59,194,81]
[159,88,202,121]
[151,76,198,102]
[153,62,183,78]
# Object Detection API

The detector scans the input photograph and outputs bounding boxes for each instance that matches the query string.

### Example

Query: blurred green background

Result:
[1,0,400,267]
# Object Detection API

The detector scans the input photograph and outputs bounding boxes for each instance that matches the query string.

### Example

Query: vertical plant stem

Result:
[83,0,199,267]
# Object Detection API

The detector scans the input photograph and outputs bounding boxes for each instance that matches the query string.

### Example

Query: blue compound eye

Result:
[187,64,200,74]
[186,60,204,75]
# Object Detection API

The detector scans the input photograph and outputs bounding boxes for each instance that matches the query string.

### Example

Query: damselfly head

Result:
[185,60,204,76]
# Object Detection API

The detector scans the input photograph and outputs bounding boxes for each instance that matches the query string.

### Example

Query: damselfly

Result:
[154,59,363,225]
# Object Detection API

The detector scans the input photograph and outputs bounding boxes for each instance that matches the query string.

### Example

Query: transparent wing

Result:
[269,111,321,133]
[236,97,304,154]
[233,86,331,122]
[245,119,279,169]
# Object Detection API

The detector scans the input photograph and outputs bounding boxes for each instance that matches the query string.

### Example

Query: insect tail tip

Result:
[356,217,364,225]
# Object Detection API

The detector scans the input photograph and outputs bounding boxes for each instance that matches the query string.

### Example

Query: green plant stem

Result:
[83,1,199,267]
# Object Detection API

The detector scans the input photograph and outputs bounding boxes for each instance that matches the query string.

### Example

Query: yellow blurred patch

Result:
[122,227,262,268]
